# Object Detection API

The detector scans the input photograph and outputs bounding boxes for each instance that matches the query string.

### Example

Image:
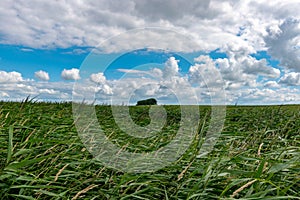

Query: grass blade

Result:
[6,125,13,164]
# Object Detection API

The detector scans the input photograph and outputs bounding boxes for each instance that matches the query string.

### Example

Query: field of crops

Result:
[0,101,299,199]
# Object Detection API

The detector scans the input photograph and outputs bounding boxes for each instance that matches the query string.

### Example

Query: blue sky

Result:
[0,45,277,80]
[0,45,88,81]
[0,0,299,105]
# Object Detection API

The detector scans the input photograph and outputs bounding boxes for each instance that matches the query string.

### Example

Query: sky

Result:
[0,0,300,105]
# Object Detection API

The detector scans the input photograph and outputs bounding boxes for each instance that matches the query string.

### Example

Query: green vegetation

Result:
[136,98,157,106]
[0,101,299,199]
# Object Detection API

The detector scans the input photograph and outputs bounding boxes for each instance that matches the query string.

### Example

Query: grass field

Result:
[0,101,299,199]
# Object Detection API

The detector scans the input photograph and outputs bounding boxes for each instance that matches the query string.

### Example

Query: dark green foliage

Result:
[136,98,157,106]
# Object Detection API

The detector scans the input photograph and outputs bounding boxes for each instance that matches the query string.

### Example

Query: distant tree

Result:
[136,98,157,106]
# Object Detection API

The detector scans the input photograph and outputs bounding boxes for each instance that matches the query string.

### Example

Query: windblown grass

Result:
[0,101,299,199]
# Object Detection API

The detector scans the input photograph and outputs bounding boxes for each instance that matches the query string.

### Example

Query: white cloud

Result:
[117,59,180,82]
[0,79,74,101]
[89,57,200,105]
[133,0,212,21]
[279,72,300,86]
[163,57,179,79]
[241,57,280,78]
[107,76,197,105]
[264,81,280,88]
[90,72,106,84]
[61,68,80,80]
[189,55,224,88]
[101,84,113,95]
[0,58,299,105]
[191,52,280,91]
[0,71,23,83]
[117,69,152,77]
[225,87,300,105]
[264,19,300,72]
[34,70,50,81]
[39,88,59,95]
[89,72,113,95]
[0,0,298,56]
[218,41,281,79]
[0,92,9,98]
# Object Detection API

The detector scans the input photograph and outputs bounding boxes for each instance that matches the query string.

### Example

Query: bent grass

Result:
[0,101,299,199]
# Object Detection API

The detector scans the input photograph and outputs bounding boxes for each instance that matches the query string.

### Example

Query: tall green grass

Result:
[0,101,299,199]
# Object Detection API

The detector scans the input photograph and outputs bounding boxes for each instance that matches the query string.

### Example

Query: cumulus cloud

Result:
[241,57,280,78]
[0,71,23,83]
[61,68,80,80]
[89,72,113,95]
[34,70,50,81]
[117,57,181,81]
[163,57,179,79]
[191,52,280,91]
[264,81,280,88]
[133,0,216,21]
[209,39,283,90]
[90,72,106,84]
[279,72,300,86]
[0,0,298,55]
[219,41,280,78]
[264,19,300,72]
[189,55,224,88]
[101,57,199,104]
